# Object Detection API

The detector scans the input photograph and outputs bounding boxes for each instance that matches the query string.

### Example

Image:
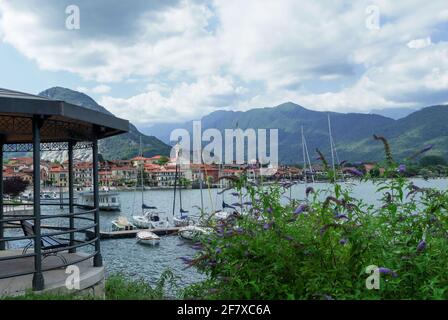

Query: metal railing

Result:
[0,205,99,280]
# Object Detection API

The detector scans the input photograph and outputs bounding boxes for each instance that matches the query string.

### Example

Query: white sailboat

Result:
[301,126,315,185]
[172,144,192,227]
[131,138,170,229]
[136,230,160,246]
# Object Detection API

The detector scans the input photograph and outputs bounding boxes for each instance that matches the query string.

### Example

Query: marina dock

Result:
[85,227,181,240]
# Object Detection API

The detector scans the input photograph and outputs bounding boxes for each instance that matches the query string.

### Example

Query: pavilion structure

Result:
[0,88,129,295]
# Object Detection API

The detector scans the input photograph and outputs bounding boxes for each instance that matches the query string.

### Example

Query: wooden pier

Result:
[6,222,180,240]
[85,227,181,240]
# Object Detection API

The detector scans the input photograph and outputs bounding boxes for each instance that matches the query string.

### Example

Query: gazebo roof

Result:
[0,88,129,143]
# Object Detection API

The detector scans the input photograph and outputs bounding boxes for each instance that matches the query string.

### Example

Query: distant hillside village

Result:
[3,153,447,190]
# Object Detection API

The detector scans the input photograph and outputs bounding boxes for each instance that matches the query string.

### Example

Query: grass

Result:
[1,271,178,300]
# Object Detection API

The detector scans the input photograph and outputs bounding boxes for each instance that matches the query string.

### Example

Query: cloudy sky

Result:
[0,0,447,129]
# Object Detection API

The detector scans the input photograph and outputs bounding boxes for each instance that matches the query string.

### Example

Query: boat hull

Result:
[136,231,160,246]
[178,226,212,240]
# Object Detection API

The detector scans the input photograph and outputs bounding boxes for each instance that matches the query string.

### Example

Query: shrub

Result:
[182,138,448,300]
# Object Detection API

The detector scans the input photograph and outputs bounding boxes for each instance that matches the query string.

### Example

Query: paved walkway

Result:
[0,250,104,297]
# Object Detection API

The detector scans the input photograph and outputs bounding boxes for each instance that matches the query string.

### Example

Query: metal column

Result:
[32,115,44,291]
[92,139,103,267]
[68,141,75,253]
[0,141,4,250]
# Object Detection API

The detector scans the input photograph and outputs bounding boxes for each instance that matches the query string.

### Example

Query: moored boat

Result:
[136,230,160,246]
[77,191,121,211]
[178,225,213,240]
[132,210,170,229]
[111,216,136,231]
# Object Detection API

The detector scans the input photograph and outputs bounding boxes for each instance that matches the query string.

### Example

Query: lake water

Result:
[6,178,448,296]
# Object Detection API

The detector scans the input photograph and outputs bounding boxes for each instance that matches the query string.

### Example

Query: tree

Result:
[419,155,447,167]
[154,156,169,165]
[4,177,30,198]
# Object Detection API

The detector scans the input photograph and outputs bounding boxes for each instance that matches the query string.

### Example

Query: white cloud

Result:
[407,37,432,49]
[1,0,448,124]
[100,75,246,125]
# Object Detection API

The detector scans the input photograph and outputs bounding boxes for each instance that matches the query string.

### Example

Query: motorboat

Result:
[136,230,160,246]
[111,216,136,231]
[178,225,213,240]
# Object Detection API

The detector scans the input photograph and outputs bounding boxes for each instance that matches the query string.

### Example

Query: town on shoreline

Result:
[4,153,447,193]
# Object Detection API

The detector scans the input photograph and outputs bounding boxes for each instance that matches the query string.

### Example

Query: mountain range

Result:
[34,87,447,165]
[144,102,448,164]
[38,87,171,162]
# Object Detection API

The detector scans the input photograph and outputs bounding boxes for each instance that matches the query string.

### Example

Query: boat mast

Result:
[302,126,315,184]
[139,136,144,215]
[172,144,179,216]
[327,113,337,182]
[301,126,308,187]
[198,148,204,213]
[179,165,183,214]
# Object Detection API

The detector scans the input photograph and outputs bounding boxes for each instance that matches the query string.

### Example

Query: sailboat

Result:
[301,126,315,185]
[210,165,234,221]
[172,144,192,227]
[131,138,170,229]
[327,114,344,183]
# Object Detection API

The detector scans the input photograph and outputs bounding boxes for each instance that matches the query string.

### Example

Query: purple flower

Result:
[416,240,426,252]
[208,260,217,267]
[235,227,245,234]
[215,247,222,254]
[263,222,272,230]
[294,204,309,215]
[191,244,203,250]
[378,267,398,277]
[305,187,315,197]
[339,238,348,245]
[334,213,348,220]
[398,164,406,173]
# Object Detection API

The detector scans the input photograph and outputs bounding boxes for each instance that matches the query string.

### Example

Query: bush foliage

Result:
[183,138,448,300]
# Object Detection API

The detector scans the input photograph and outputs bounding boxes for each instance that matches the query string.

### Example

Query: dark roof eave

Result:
[0,96,130,139]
